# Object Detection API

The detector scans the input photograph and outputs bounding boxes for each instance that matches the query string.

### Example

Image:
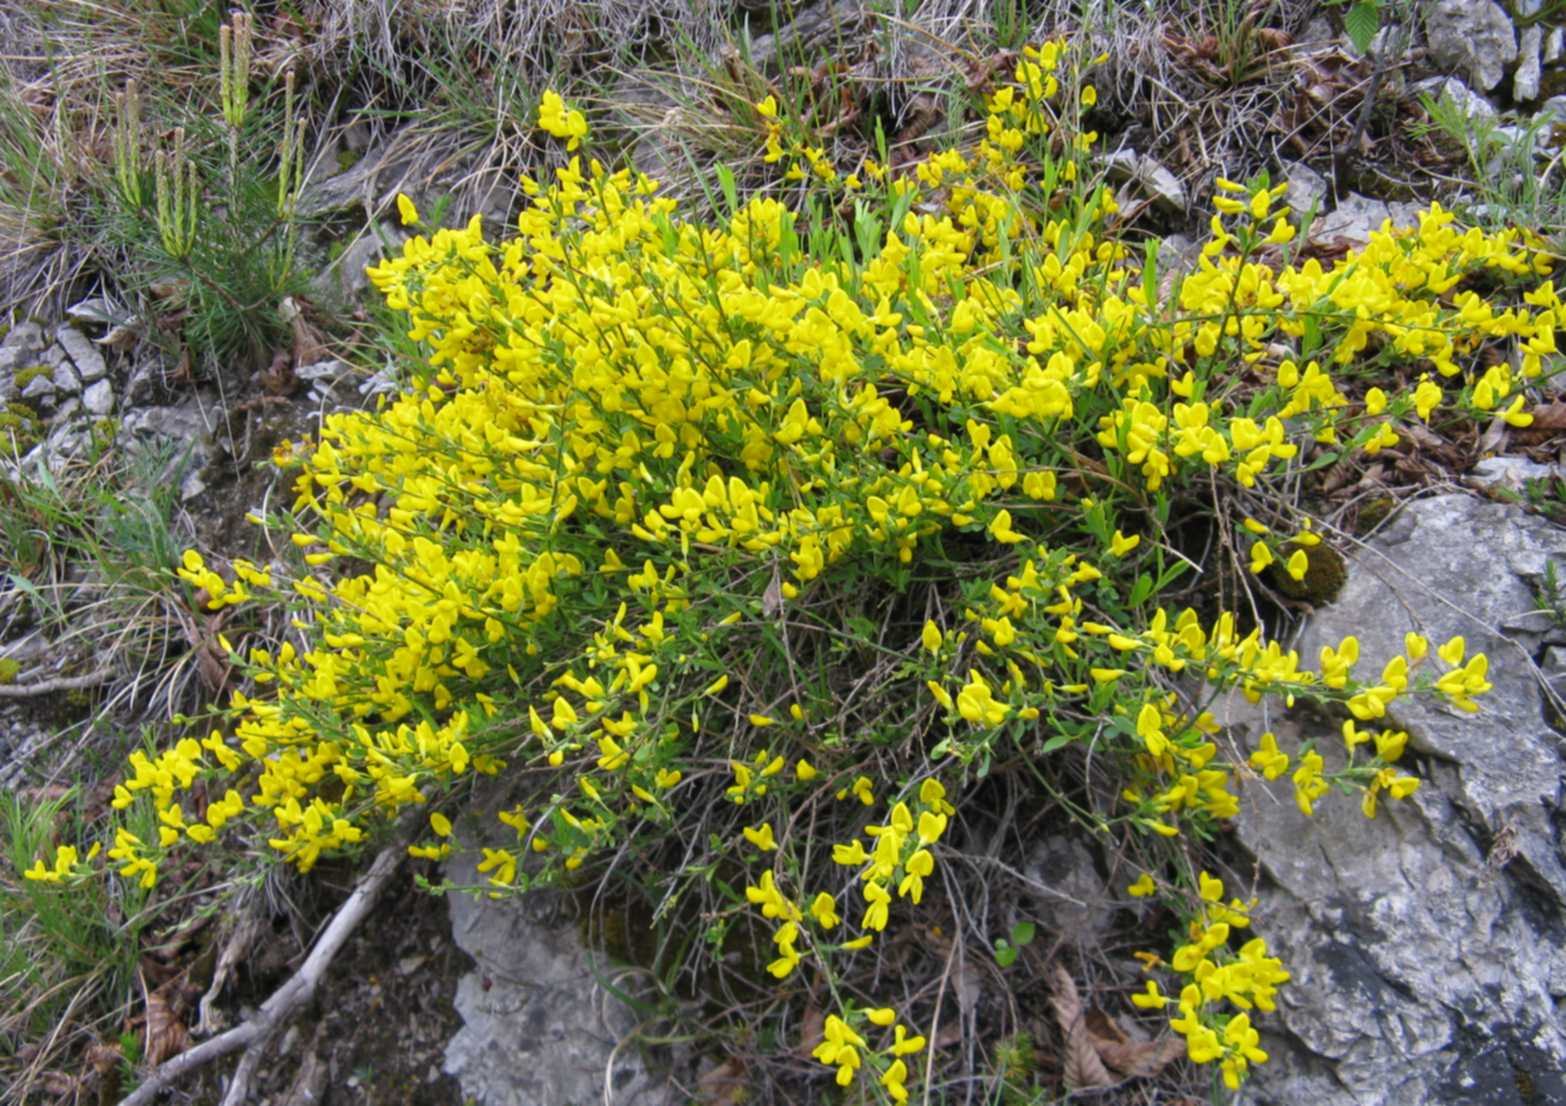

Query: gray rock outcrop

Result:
[1219,492,1566,1106]
[443,847,680,1106]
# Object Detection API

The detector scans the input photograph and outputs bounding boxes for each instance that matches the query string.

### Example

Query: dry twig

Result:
[117,839,406,1106]
[0,669,114,697]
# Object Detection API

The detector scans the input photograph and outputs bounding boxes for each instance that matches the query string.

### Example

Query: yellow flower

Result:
[1108,529,1140,557]
[1131,980,1168,1008]
[1413,376,1443,421]
[881,1058,910,1103]
[395,192,420,227]
[988,508,1025,544]
[742,823,778,851]
[809,891,839,929]
[1263,216,1296,245]
[1127,872,1156,897]
[1248,731,1290,780]
[537,89,589,150]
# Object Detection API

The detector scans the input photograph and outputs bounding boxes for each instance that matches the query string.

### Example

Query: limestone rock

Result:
[1218,493,1566,1106]
[1023,835,1116,943]
[50,356,81,395]
[82,378,114,418]
[1467,454,1565,492]
[1516,24,1544,101]
[737,0,867,76]
[311,227,390,305]
[1103,148,1187,214]
[19,367,56,405]
[0,320,48,394]
[1280,160,1327,218]
[53,324,107,384]
[118,402,213,500]
[1411,75,1498,123]
[1424,0,1518,92]
[1308,193,1424,250]
[442,847,680,1106]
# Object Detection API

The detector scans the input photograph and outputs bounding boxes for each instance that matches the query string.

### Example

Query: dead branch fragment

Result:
[0,669,114,697]
[118,840,404,1106]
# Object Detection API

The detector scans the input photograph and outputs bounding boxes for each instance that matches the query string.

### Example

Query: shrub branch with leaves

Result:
[29,41,1563,1100]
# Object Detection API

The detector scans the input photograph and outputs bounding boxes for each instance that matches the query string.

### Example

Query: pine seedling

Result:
[111,80,142,210]
[153,127,198,259]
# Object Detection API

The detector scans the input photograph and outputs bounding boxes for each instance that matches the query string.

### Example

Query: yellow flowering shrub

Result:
[33,49,1562,1099]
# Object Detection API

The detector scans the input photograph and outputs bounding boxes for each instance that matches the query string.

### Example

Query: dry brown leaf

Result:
[694,1058,749,1106]
[279,1048,329,1106]
[1049,966,1114,1090]
[39,1070,79,1097]
[143,978,190,1067]
[85,1040,121,1074]
[931,1019,965,1050]
[1096,1034,1185,1078]
[1525,400,1566,432]
[1048,964,1082,1028]
[797,1001,825,1059]
[1477,414,1510,457]
[1061,1021,1115,1089]
[289,303,330,368]
[762,573,784,618]
[1084,1006,1128,1046]
[85,1040,123,1106]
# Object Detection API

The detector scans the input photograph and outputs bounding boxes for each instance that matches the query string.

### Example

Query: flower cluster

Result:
[1132,873,1289,1090]
[812,1010,926,1098]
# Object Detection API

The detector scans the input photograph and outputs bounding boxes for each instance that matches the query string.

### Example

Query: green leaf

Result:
[1344,1,1380,56]
[1041,732,1074,754]
[1009,921,1036,946]
[716,163,738,216]
[994,940,1017,967]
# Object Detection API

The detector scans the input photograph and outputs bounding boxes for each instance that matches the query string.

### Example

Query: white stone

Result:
[50,356,81,394]
[1281,159,1328,217]
[53,325,107,383]
[1516,25,1544,102]
[82,378,114,417]
[0,320,47,381]
[1411,75,1498,122]
[1103,148,1186,213]
[20,370,55,402]
[442,844,682,1106]
[1424,0,1519,92]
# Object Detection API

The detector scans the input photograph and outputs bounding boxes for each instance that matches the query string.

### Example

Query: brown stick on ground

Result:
[0,670,114,697]
[117,839,406,1106]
